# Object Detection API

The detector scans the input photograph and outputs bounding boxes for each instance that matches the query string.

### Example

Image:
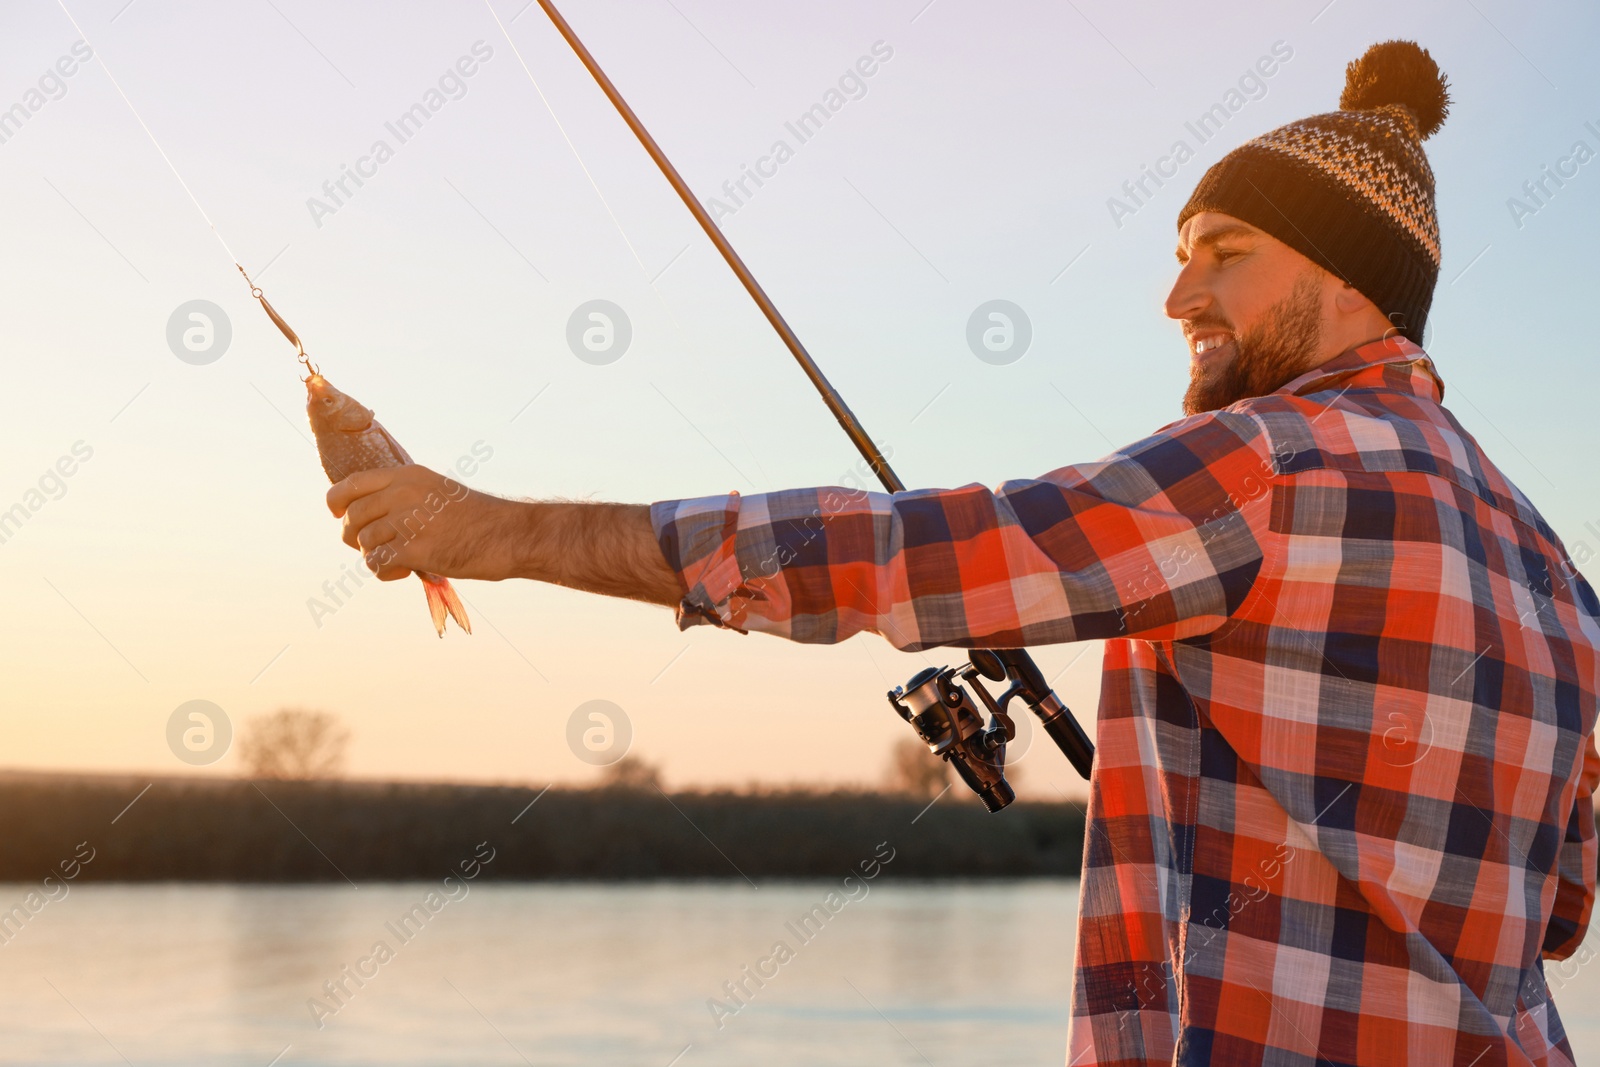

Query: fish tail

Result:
[419,573,472,636]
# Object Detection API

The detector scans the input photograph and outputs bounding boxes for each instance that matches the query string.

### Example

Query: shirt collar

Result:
[1277,335,1445,403]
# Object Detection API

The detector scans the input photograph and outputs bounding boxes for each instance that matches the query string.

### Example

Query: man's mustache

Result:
[1183,315,1235,341]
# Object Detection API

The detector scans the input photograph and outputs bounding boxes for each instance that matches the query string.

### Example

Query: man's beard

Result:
[1182,272,1324,416]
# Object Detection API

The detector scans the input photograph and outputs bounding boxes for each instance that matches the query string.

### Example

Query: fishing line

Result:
[484,0,699,348]
[54,0,317,378]
[508,0,1098,782]
[61,0,670,378]
[54,0,241,267]
[483,0,656,284]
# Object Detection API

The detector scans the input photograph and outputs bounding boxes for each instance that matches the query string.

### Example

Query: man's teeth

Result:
[1194,335,1230,354]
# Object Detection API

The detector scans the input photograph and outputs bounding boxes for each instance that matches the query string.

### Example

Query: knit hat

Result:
[1177,40,1451,344]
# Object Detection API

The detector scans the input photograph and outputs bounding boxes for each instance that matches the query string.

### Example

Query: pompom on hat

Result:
[1177,40,1452,344]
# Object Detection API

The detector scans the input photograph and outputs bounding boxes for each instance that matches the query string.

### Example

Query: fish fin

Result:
[440,579,472,634]
[375,421,414,466]
[419,573,471,636]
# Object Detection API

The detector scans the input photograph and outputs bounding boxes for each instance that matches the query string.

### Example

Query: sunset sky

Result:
[1,0,1595,800]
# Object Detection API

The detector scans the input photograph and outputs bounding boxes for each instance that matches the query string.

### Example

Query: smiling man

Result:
[328,41,1598,1067]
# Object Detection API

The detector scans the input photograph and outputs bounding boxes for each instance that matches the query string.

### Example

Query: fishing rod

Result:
[64,0,1093,797]
[519,0,1094,804]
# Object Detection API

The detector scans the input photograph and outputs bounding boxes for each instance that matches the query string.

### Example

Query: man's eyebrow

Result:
[1175,224,1261,262]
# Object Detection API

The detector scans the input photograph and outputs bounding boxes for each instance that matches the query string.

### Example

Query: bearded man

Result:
[329,40,1598,1067]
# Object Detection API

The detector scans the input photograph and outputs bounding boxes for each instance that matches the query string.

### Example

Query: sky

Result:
[0,0,1596,801]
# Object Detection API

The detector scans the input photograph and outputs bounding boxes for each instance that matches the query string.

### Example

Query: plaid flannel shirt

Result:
[651,337,1600,1067]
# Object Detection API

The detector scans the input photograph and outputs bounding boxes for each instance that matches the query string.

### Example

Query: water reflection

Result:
[0,880,1594,1065]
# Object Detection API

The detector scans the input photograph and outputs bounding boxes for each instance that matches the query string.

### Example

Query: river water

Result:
[0,881,1594,1065]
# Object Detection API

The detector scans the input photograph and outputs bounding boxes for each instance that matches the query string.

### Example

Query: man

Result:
[330,40,1597,1067]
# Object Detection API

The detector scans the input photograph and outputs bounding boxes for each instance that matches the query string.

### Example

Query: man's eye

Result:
[1214,248,1241,262]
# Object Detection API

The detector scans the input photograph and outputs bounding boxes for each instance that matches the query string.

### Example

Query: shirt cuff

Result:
[649,493,755,633]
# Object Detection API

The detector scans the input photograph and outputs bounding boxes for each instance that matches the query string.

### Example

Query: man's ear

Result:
[1332,280,1370,315]
[1329,277,1401,345]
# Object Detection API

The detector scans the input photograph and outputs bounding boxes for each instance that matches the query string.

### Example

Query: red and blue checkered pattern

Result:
[651,337,1599,1066]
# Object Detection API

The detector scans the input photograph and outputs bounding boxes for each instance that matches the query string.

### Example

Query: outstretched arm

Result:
[326,465,683,607]
[331,405,1277,651]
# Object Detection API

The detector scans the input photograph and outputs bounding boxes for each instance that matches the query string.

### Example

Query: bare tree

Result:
[884,737,950,798]
[239,708,351,779]
[597,755,663,792]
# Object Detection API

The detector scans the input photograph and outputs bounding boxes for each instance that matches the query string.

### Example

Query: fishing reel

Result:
[888,648,1094,812]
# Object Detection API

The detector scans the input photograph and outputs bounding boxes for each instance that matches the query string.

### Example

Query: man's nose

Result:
[1164,261,1209,322]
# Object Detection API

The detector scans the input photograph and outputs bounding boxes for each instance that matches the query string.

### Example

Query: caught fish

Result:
[306,374,472,637]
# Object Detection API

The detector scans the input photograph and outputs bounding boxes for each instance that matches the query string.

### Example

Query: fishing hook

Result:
[237,264,319,380]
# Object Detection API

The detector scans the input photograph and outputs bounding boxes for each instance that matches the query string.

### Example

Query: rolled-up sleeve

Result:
[650,409,1281,652]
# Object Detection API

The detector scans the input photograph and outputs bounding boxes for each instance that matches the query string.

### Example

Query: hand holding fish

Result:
[327,464,523,584]
[308,373,477,636]
[328,469,685,610]
[311,376,681,625]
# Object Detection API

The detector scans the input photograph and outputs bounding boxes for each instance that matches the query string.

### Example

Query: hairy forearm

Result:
[498,499,684,608]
